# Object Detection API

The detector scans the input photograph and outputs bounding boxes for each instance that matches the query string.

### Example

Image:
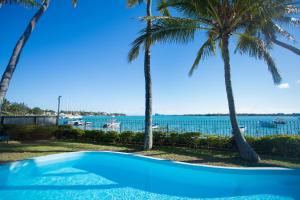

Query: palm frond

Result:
[127,0,144,8]
[128,32,147,62]
[157,0,213,25]
[236,34,282,84]
[189,36,216,76]
[272,24,295,40]
[157,0,170,16]
[148,17,201,44]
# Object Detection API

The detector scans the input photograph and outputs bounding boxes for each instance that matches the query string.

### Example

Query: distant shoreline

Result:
[154,113,300,117]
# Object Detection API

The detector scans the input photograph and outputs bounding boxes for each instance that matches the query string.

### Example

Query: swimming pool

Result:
[0,152,299,200]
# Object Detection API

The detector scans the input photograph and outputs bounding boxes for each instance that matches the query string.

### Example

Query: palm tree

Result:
[129,0,298,161]
[128,0,153,150]
[127,0,168,150]
[0,0,77,115]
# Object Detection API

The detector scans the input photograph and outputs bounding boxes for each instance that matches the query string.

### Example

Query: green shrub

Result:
[153,131,167,146]
[1,124,57,140]
[54,126,84,140]
[119,131,135,144]
[102,131,119,143]
[2,124,300,158]
[177,132,201,148]
[132,132,144,144]
[250,135,300,157]
[1,124,30,140]
[30,126,57,140]
[165,132,179,146]
[83,130,104,142]
[203,135,233,149]
[94,130,106,142]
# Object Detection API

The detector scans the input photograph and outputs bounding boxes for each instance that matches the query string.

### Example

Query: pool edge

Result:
[2,150,298,171]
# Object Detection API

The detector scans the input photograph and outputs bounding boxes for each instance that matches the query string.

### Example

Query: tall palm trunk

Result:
[270,38,300,56]
[0,0,50,115]
[144,0,153,150]
[221,35,260,162]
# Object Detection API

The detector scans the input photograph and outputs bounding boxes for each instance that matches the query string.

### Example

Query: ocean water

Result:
[62,115,300,136]
[0,152,299,200]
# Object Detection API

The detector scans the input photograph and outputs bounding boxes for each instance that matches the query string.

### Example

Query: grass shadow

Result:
[147,146,300,168]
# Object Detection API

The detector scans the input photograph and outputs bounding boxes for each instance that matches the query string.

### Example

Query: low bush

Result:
[119,131,135,144]
[201,135,235,150]
[82,130,103,142]
[1,124,300,158]
[165,132,179,146]
[1,124,57,140]
[177,132,201,148]
[102,131,119,144]
[248,135,300,158]
[153,131,167,146]
[54,126,84,140]
[30,126,58,140]
[132,132,144,145]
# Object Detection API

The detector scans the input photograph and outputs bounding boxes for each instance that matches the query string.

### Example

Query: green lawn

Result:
[1,140,300,168]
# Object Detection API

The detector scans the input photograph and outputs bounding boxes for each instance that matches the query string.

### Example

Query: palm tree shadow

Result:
[133,146,291,168]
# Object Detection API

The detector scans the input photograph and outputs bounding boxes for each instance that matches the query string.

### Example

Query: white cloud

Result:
[278,83,290,89]
[297,80,300,84]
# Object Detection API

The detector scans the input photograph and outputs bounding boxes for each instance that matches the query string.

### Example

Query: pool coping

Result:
[8,150,297,171]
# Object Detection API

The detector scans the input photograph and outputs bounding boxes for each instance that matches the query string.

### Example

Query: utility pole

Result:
[56,96,62,126]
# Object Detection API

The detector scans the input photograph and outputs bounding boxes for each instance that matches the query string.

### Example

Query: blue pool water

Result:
[0,152,299,200]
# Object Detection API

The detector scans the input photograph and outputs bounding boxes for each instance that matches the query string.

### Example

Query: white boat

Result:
[103,119,120,129]
[239,126,247,133]
[85,122,92,126]
[66,120,83,126]
[152,123,159,129]
[66,121,74,125]
[64,114,83,120]
[273,118,286,125]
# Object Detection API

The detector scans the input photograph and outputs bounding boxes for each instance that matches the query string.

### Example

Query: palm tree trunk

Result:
[143,0,153,150]
[270,38,300,56]
[221,35,260,162]
[0,0,50,116]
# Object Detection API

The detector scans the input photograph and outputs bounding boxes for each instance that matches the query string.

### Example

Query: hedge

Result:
[0,124,57,140]
[0,125,299,158]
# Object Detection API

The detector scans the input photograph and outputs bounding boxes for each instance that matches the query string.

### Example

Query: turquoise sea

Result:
[62,115,300,136]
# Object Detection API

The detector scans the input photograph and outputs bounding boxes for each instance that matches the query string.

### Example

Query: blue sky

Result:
[0,1,300,115]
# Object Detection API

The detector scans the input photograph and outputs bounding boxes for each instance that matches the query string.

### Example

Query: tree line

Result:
[0,98,126,116]
[1,99,55,116]
[60,111,126,116]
